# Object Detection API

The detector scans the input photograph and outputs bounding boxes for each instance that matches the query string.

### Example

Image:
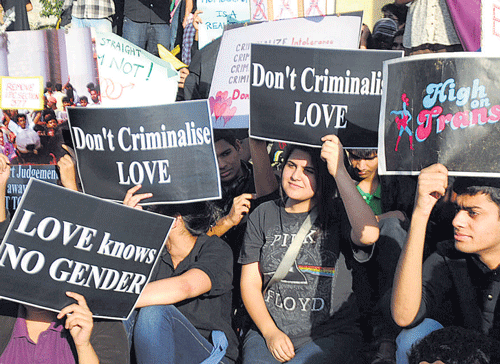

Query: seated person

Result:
[123,186,239,364]
[392,164,500,364]
[0,154,129,364]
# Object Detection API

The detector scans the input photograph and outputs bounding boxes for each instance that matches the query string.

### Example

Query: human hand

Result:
[263,328,295,362]
[178,67,189,89]
[414,163,448,216]
[123,185,152,210]
[57,145,78,191]
[359,24,371,49]
[320,134,344,178]
[193,10,203,31]
[226,193,255,226]
[57,292,93,348]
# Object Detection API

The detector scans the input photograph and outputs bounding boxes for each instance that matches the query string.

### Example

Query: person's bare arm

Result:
[321,135,379,246]
[241,263,295,362]
[250,138,278,198]
[208,193,255,237]
[136,268,211,307]
[183,0,193,28]
[391,163,448,327]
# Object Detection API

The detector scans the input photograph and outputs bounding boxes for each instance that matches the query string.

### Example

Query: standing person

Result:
[123,187,239,364]
[239,135,379,363]
[395,0,462,55]
[122,0,171,56]
[0,0,30,30]
[63,0,114,32]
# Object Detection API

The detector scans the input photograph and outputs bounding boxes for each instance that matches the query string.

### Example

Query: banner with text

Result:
[250,45,402,147]
[197,0,250,49]
[68,101,221,203]
[0,179,173,319]
[95,32,179,107]
[209,14,362,128]
[379,54,500,176]
[0,77,44,110]
[482,0,500,54]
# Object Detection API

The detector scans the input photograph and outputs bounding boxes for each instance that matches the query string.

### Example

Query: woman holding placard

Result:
[239,135,379,363]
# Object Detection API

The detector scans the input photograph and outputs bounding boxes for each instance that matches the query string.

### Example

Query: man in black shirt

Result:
[392,163,500,363]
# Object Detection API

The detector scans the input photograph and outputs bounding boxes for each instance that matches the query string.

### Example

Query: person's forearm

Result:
[249,138,278,198]
[76,343,99,364]
[207,216,234,237]
[335,168,379,246]
[391,207,429,327]
[184,0,193,19]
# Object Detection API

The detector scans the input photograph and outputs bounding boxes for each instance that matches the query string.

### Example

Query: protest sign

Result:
[379,54,500,176]
[197,0,250,49]
[250,44,403,148]
[209,14,362,129]
[68,100,221,204]
[5,165,59,215]
[250,0,328,21]
[0,178,173,319]
[0,77,44,110]
[482,0,500,54]
[95,32,179,107]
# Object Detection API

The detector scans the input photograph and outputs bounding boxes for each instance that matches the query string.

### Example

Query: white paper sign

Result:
[95,32,179,107]
[208,15,362,128]
[0,76,44,110]
[482,0,500,54]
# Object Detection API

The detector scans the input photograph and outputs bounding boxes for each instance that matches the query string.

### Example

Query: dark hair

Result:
[42,109,57,121]
[280,144,337,230]
[347,149,378,159]
[381,3,408,24]
[46,82,53,89]
[214,129,238,149]
[66,88,74,101]
[408,326,500,364]
[86,82,95,90]
[453,178,500,210]
[62,96,70,103]
[55,83,62,92]
[16,113,26,121]
[148,202,217,237]
[80,96,88,102]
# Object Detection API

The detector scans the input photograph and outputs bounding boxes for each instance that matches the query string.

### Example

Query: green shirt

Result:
[356,184,382,216]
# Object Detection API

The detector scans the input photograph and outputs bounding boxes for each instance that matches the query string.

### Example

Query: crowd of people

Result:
[0,1,494,364]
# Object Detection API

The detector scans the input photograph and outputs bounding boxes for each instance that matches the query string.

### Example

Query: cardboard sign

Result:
[250,44,403,147]
[197,0,250,49]
[482,0,500,54]
[379,54,500,176]
[0,179,173,319]
[68,101,221,204]
[95,32,179,107]
[0,77,44,110]
[250,0,328,21]
[209,14,362,129]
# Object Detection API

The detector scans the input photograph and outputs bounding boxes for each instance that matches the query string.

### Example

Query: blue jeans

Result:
[396,318,443,364]
[71,16,112,32]
[125,305,231,364]
[122,16,171,56]
[242,328,360,364]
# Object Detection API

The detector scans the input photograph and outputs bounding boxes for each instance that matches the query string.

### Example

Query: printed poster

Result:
[379,54,500,176]
[209,14,362,129]
[0,179,173,319]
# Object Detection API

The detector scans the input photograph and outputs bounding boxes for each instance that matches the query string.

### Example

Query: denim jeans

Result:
[242,328,360,364]
[395,318,443,364]
[71,16,112,33]
[125,305,231,364]
[122,16,171,56]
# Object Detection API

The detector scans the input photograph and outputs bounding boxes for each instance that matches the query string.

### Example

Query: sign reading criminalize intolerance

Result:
[209,14,362,129]
[379,54,500,176]
[0,179,173,319]
[68,101,221,203]
[250,44,403,147]
[0,77,44,110]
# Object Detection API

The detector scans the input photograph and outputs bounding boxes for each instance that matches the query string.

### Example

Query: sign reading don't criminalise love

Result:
[250,44,403,148]
[378,54,500,176]
[0,179,173,319]
[68,100,221,204]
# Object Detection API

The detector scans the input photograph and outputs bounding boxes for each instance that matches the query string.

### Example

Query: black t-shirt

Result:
[152,234,238,362]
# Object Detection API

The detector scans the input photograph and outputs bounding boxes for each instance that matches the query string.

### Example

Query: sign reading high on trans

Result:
[250,44,403,147]
[68,100,221,204]
[379,54,500,176]
[0,179,173,319]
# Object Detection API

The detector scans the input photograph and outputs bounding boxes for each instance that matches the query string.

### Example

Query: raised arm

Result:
[250,138,279,198]
[391,163,448,327]
[320,135,379,246]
